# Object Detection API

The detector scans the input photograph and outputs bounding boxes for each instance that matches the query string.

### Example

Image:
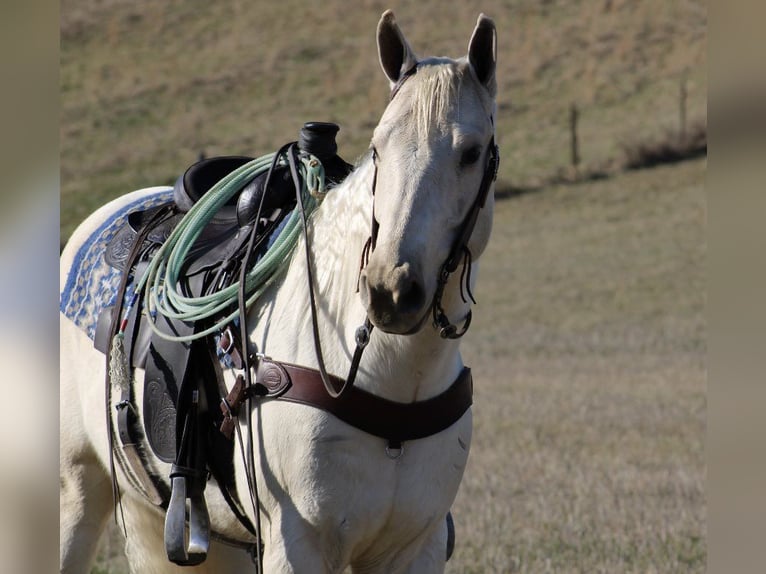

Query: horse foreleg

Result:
[401,520,450,574]
[350,519,448,574]
[259,509,337,574]
[59,448,113,574]
[118,491,255,574]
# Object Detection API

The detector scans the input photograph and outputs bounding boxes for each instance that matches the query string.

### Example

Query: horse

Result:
[60,10,498,573]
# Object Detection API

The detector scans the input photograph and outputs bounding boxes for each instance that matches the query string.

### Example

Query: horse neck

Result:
[255,155,469,403]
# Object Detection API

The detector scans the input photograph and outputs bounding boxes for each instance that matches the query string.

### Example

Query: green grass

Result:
[62,1,706,572]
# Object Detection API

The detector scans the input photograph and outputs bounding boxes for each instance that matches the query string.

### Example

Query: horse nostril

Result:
[393,277,426,315]
[368,283,386,309]
[361,261,427,329]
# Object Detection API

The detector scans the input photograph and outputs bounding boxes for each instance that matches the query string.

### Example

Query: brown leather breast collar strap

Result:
[221,359,473,450]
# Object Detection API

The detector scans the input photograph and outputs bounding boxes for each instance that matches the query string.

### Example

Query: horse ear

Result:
[468,14,497,97]
[377,10,418,87]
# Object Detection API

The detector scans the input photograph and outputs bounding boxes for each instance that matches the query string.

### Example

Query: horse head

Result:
[359,11,498,335]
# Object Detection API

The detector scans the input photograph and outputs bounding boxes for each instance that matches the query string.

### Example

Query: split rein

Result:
[234,129,497,569]
[234,79,497,570]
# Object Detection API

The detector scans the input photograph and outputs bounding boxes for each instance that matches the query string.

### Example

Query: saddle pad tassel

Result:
[109,289,140,392]
[109,327,130,392]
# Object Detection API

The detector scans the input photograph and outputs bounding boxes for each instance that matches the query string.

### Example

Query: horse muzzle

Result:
[359,261,430,335]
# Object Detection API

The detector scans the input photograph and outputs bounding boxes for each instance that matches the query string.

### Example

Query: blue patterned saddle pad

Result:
[60,189,175,340]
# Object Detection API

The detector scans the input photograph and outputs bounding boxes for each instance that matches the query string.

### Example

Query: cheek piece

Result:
[361,65,499,339]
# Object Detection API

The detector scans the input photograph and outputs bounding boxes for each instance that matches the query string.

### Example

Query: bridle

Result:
[431,131,499,338]
[365,63,500,340]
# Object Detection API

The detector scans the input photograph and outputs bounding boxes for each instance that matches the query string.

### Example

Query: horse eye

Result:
[460,145,482,167]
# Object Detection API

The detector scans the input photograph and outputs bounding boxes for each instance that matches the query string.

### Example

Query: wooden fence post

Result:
[679,75,688,145]
[570,102,580,169]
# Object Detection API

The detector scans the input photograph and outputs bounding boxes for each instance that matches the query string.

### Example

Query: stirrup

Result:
[165,473,211,565]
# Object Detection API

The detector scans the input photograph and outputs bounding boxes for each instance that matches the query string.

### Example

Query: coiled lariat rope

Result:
[130,150,326,343]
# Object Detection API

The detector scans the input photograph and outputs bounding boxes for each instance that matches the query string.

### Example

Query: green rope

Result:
[137,149,325,343]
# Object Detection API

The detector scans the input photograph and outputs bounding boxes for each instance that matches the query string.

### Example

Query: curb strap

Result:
[432,258,474,340]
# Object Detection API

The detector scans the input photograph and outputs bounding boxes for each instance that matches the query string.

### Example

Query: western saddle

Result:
[95,123,352,565]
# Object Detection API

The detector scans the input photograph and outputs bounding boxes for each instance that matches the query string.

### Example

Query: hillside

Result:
[61,2,707,572]
[60,0,706,239]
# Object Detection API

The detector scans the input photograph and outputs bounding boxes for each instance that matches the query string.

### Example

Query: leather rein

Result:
[228,63,498,570]
[236,64,498,402]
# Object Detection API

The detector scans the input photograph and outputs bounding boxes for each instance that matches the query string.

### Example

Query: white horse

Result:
[60,11,498,573]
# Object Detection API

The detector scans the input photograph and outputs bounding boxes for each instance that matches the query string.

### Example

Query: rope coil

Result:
[128,150,326,343]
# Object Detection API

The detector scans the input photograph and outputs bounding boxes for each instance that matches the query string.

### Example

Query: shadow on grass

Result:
[496,121,707,202]
[622,121,707,171]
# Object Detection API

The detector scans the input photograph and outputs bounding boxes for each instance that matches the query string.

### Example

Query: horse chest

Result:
[254,401,471,550]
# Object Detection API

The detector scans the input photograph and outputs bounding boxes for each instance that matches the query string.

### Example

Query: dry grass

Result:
[60,0,706,240]
[61,1,706,572]
[449,158,706,573]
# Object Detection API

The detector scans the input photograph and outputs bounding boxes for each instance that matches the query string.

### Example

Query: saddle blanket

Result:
[60,189,175,341]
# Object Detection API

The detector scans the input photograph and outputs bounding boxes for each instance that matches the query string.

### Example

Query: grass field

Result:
[89,157,706,573]
[61,1,706,572]
[60,0,706,241]
[451,157,706,573]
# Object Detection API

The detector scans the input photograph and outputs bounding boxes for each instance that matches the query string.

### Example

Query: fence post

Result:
[570,102,580,169]
[679,75,688,145]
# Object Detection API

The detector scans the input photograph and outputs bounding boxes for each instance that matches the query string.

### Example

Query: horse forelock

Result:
[408,59,492,141]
